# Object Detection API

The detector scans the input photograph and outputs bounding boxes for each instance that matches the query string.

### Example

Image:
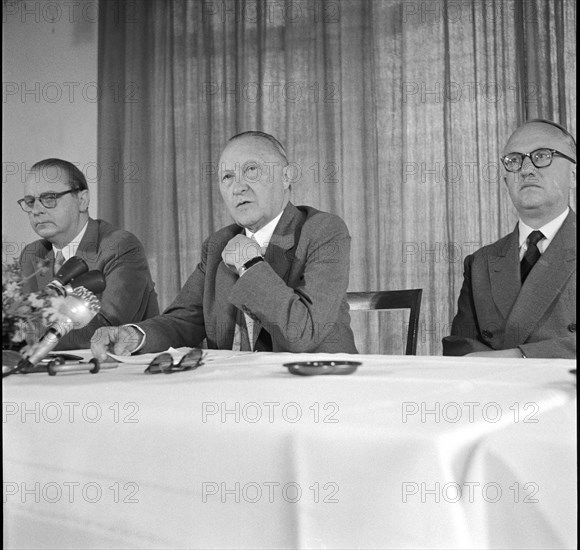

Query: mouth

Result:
[520,179,542,190]
[235,200,252,208]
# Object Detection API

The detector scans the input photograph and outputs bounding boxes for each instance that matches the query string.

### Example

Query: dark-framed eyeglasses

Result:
[144,349,205,374]
[501,148,577,173]
[17,189,78,212]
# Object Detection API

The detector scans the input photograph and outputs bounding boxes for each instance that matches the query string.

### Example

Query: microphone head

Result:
[53,287,101,336]
[68,270,106,295]
[54,256,88,285]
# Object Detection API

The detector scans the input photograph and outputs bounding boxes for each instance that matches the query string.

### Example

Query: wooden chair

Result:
[347,289,423,355]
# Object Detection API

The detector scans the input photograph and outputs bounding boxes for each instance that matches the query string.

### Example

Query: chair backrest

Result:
[347,289,423,355]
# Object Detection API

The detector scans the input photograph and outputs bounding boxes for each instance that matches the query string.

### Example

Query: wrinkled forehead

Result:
[503,122,575,158]
[24,167,70,192]
[219,137,283,170]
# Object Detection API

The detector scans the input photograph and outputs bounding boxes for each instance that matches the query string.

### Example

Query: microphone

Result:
[63,270,106,295]
[17,287,101,371]
[46,256,89,296]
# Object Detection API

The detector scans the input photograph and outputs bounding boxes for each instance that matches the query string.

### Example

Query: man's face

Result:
[218,138,290,232]
[502,122,576,221]
[23,167,89,246]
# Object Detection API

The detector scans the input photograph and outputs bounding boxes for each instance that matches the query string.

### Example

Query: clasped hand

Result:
[221,234,263,273]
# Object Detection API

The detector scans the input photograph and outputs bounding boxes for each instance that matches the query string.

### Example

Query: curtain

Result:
[98,0,576,355]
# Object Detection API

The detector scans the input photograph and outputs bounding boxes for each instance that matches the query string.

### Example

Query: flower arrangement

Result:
[2,258,66,350]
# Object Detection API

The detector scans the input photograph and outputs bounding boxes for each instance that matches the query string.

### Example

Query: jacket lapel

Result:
[503,212,576,348]
[263,203,298,283]
[36,243,54,291]
[75,218,99,266]
[488,227,521,320]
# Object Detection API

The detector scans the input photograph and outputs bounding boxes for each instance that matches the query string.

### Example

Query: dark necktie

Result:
[520,230,544,283]
[53,250,65,276]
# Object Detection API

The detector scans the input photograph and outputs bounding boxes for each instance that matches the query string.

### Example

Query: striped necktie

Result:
[53,250,65,276]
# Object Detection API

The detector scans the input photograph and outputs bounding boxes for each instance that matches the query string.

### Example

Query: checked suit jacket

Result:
[137,202,358,354]
[20,218,159,350]
[443,210,576,358]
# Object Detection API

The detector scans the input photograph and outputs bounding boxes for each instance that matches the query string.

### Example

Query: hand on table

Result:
[90,326,143,361]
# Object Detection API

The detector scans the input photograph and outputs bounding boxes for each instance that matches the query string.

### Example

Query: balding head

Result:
[502,119,576,227]
[503,119,576,160]
[218,131,291,232]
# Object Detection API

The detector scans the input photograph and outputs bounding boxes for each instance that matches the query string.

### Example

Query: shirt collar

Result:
[245,210,284,250]
[518,207,569,249]
[53,220,89,260]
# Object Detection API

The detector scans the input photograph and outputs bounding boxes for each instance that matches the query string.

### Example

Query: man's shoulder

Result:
[88,219,144,247]
[290,204,350,235]
[470,229,516,261]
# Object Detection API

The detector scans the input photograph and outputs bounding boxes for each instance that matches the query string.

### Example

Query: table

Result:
[3,350,577,549]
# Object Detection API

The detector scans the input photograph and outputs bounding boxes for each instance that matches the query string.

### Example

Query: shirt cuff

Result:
[123,324,146,353]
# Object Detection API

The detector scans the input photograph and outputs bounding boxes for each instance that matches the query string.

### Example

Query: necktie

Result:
[53,250,65,276]
[232,309,252,351]
[520,230,544,283]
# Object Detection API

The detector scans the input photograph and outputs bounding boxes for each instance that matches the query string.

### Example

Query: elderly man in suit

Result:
[19,158,159,349]
[91,131,357,358]
[443,119,576,359]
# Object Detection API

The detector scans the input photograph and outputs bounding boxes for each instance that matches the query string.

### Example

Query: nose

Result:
[29,197,46,215]
[520,155,536,177]
[232,176,249,194]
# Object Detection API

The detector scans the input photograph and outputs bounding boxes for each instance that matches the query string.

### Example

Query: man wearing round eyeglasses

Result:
[443,119,576,359]
[19,158,159,349]
[91,131,357,358]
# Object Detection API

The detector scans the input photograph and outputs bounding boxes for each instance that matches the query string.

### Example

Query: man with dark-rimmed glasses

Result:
[444,119,576,359]
[18,158,159,349]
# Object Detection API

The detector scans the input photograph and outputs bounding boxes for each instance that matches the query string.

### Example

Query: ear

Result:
[281,165,292,191]
[78,189,90,212]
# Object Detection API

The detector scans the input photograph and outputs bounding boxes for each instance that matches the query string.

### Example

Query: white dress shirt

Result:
[52,221,89,260]
[518,207,569,260]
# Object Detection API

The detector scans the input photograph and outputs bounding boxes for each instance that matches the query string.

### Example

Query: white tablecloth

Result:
[3,351,577,549]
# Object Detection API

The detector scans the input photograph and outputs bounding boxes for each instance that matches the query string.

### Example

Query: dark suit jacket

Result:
[443,211,576,358]
[20,218,159,349]
[138,203,358,353]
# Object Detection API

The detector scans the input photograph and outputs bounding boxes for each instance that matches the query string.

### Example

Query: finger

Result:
[112,327,142,356]
[90,328,116,362]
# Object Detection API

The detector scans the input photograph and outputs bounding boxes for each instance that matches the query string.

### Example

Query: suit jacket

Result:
[138,202,358,353]
[443,211,576,358]
[20,218,159,349]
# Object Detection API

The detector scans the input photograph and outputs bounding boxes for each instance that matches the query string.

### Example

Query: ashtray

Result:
[283,360,360,376]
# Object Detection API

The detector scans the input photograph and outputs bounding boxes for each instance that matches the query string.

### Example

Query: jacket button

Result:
[482,330,493,339]
[568,323,576,333]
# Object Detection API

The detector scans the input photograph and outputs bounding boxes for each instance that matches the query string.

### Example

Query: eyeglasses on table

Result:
[144,348,205,374]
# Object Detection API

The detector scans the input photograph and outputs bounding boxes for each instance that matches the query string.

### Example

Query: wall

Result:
[2,0,98,263]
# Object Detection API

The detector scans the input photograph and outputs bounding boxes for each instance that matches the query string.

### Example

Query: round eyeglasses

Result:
[144,349,205,374]
[17,189,78,212]
[501,148,576,173]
